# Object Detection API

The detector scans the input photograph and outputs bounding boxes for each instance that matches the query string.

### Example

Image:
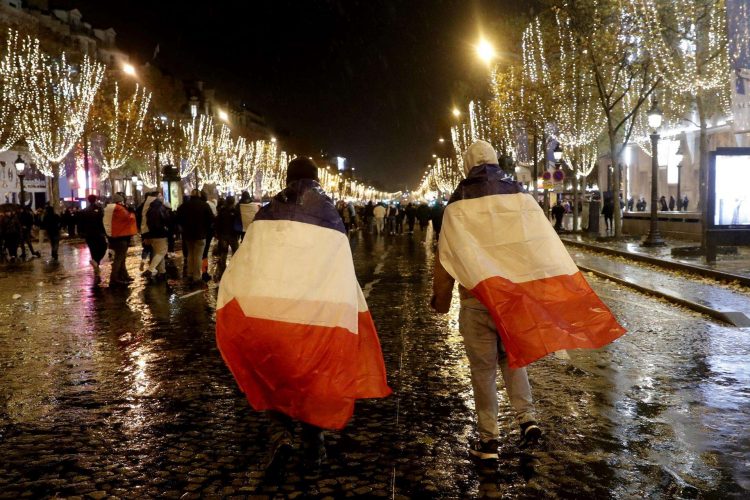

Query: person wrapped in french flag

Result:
[434,141,626,369]
[216,158,391,432]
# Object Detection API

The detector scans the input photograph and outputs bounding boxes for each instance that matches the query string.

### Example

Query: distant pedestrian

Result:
[682,195,689,211]
[40,205,62,262]
[669,195,676,211]
[237,191,260,242]
[373,203,386,234]
[431,140,624,461]
[177,189,214,284]
[601,198,614,234]
[395,204,406,234]
[551,200,565,231]
[201,193,217,281]
[417,203,431,231]
[136,192,159,272]
[405,203,417,233]
[214,195,240,281]
[104,194,137,287]
[659,196,668,211]
[143,193,171,282]
[386,203,398,235]
[0,209,21,262]
[431,202,445,240]
[364,201,375,232]
[215,157,390,476]
[18,205,40,259]
[79,195,107,281]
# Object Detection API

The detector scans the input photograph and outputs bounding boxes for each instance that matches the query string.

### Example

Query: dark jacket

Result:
[216,204,240,240]
[176,196,214,240]
[146,198,170,238]
[78,203,106,238]
[40,208,62,236]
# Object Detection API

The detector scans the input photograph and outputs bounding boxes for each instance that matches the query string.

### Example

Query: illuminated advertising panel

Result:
[713,153,750,226]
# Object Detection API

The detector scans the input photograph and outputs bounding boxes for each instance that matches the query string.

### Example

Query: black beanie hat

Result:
[286,157,319,184]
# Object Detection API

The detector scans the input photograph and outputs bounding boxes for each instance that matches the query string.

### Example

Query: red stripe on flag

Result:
[216,298,391,430]
[471,272,626,368]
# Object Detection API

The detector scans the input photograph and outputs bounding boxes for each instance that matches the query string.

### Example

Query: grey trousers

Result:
[459,298,536,442]
[148,238,168,274]
[185,239,205,281]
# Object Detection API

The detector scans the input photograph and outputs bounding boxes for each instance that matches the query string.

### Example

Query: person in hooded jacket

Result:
[431,141,542,460]
[143,193,170,281]
[78,194,107,280]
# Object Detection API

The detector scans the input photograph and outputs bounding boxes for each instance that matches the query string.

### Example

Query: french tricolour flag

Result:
[216,183,391,430]
[439,166,626,368]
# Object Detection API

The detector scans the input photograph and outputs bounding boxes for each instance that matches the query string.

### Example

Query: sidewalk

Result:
[568,247,750,327]
[561,233,750,285]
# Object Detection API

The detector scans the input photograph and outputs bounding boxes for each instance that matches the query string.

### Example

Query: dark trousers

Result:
[214,236,240,281]
[4,236,19,258]
[109,238,130,282]
[48,233,60,260]
[86,235,108,264]
[267,411,324,449]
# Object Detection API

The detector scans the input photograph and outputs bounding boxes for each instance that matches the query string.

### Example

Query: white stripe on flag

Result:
[439,192,579,288]
[218,219,365,333]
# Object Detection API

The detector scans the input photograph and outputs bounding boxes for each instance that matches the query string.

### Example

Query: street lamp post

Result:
[642,100,665,247]
[15,154,26,207]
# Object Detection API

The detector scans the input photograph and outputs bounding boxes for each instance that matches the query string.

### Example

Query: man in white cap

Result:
[431,140,541,459]
[432,140,624,460]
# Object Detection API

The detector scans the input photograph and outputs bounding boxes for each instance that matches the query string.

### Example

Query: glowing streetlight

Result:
[270,136,277,143]
[438,138,445,144]
[452,107,461,118]
[476,39,496,64]
[218,109,229,122]
[432,154,437,158]
[122,62,137,77]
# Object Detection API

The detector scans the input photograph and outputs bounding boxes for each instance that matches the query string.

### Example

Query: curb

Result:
[562,238,750,288]
[577,264,750,327]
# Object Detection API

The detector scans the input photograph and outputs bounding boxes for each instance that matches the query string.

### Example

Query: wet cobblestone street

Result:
[1,231,749,499]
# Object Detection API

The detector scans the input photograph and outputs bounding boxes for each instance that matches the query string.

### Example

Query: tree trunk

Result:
[531,131,538,200]
[696,95,709,251]
[610,132,622,238]
[50,163,61,211]
[572,166,579,232]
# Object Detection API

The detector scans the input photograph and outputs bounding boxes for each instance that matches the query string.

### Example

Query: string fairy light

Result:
[19,35,105,186]
[96,81,151,178]
[0,29,24,153]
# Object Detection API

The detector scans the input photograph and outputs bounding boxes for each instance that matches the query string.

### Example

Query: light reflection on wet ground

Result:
[0,233,748,498]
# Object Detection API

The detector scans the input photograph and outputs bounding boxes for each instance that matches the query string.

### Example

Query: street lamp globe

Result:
[476,39,496,64]
[122,62,137,77]
[14,154,25,174]
[553,144,563,162]
[647,100,663,130]
[131,173,138,184]
[452,107,461,118]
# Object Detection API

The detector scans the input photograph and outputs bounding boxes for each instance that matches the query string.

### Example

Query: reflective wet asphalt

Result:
[0,229,748,498]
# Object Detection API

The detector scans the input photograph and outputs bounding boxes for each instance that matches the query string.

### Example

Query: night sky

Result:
[52,0,534,190]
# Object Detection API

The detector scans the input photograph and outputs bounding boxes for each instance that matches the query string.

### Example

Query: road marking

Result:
[362,248,389,300]
[179,290,204,300]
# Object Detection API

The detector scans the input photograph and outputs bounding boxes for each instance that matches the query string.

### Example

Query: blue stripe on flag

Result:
[448,164,523,204]
[255,181,346,234]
